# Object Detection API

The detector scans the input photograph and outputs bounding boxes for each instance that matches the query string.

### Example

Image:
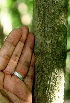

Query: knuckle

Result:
[27,74,34,80]
[6,39,15,47]
[0,54,10,60]
[12,53,19,62]
[22,60,30,67]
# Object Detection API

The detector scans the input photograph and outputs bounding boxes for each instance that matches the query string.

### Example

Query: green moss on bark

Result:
[32,0,68,103]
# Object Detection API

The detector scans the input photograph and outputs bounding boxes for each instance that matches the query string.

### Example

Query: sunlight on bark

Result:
[51,69,64,103]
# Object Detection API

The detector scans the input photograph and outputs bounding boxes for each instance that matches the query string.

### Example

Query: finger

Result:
[4,26,29,74]
[1,89,23,103]
[0,92,11,103]
[24,54,35,91]
[4,74,32,102]
[0,72,4,89]
[14,33,34,78]
[0,28,22,70]
[0,89,12,103]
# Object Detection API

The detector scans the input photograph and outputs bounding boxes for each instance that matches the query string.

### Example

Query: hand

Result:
[0,25,35,103]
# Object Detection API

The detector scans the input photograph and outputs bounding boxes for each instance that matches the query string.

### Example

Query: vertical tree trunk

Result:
[32,0,68,103]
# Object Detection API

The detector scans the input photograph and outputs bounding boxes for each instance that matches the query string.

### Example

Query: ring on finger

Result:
[13,71,23,81]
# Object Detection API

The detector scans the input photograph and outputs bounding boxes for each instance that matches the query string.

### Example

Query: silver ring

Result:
[14,71,23,80]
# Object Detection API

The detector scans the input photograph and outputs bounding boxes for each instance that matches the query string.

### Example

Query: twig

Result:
[66,49,70,53]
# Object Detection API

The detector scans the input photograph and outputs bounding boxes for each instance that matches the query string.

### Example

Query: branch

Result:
[66,49,70,53]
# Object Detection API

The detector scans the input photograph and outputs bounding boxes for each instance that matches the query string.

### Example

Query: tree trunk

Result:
[32,0,68,103]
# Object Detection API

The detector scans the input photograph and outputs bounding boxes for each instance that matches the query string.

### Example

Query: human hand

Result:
[0,25,35,103]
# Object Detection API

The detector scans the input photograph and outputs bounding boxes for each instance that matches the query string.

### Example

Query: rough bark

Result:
[32,0,68,103]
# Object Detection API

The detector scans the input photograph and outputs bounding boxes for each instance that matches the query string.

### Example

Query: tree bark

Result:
[32,0,68,103]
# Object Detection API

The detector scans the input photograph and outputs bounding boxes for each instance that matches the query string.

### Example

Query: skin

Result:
[0,25,35,103]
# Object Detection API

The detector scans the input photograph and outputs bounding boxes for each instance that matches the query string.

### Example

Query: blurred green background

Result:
[0,0,70,101]
[0,0,33,47]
